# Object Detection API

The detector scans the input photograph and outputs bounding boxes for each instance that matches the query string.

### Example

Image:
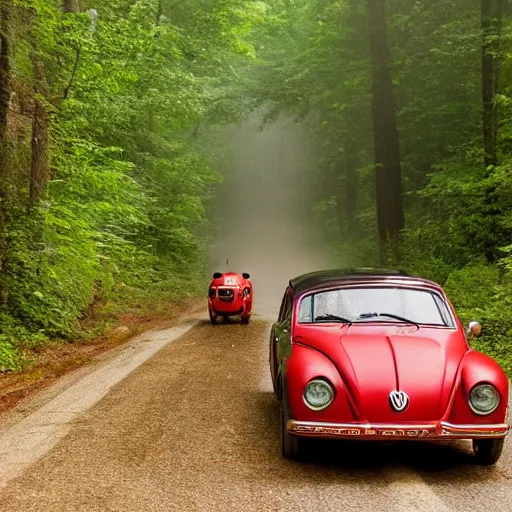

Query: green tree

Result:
[367,0,404,262]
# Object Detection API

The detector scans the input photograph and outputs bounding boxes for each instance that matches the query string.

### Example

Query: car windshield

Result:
[298,287,453,327]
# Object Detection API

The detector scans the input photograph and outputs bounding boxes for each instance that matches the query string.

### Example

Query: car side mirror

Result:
[466,321,482,338]
[242,273,250,279]
[213,272,223,279]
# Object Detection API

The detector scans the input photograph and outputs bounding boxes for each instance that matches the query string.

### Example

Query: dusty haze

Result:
[210,119,335,319]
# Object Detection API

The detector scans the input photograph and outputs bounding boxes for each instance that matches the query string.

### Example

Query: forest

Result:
[0,0,510,375]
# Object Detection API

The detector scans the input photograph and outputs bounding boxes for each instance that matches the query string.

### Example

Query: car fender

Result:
[444,350,509,425]
[283,343,356,423]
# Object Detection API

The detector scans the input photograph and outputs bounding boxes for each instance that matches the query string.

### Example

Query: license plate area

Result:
[218,288,236,302]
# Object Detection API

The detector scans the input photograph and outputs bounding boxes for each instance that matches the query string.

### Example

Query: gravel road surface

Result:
[0,316,511,512]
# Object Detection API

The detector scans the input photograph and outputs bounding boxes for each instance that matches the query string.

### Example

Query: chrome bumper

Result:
[288,420,510,440]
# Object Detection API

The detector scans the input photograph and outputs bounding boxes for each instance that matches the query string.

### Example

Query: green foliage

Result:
[246,0,512,374]
[0,337,22,372]
[444,261,512,375]
[0,0,267,371]
[2,0,512,377]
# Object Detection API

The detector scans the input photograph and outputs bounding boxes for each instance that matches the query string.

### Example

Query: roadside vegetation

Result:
[0,1,511,375]
[0,0,265,371]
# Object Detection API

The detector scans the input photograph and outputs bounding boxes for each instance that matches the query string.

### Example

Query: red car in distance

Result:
[270,269,510,464]
[208,272,253,324]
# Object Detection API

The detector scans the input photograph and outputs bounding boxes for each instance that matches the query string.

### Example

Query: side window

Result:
[283,296,291,320]
[278,292,287,321]
[278,288,294,321]
[298,295,313,323]
[283,292,293,321]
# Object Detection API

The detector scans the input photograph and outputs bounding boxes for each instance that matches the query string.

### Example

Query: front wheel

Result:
[241,314,251,325]
[209,308,218,325]
[473,438,505,466]
[280,391,302,460]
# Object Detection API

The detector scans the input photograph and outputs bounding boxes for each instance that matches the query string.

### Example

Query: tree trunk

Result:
[482,0,501,169]
[366,0,404,263]
[63,0,80,13]
[345,152,358,237]
[0,2,11,144]
[60,0,84,102]
[481,0,502,262]
[0,2,11,289]
[335,149,358,239]
[29,58,50,204]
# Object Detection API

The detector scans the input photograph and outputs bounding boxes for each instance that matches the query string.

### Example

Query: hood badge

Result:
[389,390,410,413]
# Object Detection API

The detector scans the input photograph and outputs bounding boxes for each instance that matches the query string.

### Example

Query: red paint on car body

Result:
[208,272,253,322]
[270,270,510,456]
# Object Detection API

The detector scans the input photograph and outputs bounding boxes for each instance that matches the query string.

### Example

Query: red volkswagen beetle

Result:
[208,272,253,324]
[269,269,510,464]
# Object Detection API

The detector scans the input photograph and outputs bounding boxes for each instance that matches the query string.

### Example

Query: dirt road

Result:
[0,314,511,512]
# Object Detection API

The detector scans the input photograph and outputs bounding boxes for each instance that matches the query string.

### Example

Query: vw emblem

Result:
[389,390,410,413]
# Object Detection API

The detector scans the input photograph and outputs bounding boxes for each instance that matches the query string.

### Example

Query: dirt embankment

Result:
[0,298,205,414]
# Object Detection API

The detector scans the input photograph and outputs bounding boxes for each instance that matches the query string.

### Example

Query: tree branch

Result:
[62,44,81,100]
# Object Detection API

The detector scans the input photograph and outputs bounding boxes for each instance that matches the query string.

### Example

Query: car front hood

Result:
[298,326,467,422]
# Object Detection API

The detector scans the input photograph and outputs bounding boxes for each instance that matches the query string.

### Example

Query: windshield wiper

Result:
[357,312,420,329]
[315,314,352,325]
[358,312,378,319]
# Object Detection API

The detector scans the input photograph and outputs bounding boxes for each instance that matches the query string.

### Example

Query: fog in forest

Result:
[210,119,335,319]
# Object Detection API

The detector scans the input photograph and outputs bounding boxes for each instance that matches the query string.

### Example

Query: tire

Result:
[280,388,302,460]
[241,314,250,325]
[472,438,505,466]
[209,308,218,325]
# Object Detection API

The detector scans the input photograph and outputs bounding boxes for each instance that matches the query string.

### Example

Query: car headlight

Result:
[469,384,500,416]
[303,379,334,411]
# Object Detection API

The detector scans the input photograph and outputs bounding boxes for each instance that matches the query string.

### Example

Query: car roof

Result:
[289,268,440,295]
[211,272,247,284]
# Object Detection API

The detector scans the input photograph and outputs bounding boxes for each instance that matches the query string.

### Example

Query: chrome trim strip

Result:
[440,421,510,437]
[288,420,510,439]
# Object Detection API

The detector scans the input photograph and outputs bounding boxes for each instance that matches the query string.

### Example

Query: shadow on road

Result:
[241,389,502,485]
